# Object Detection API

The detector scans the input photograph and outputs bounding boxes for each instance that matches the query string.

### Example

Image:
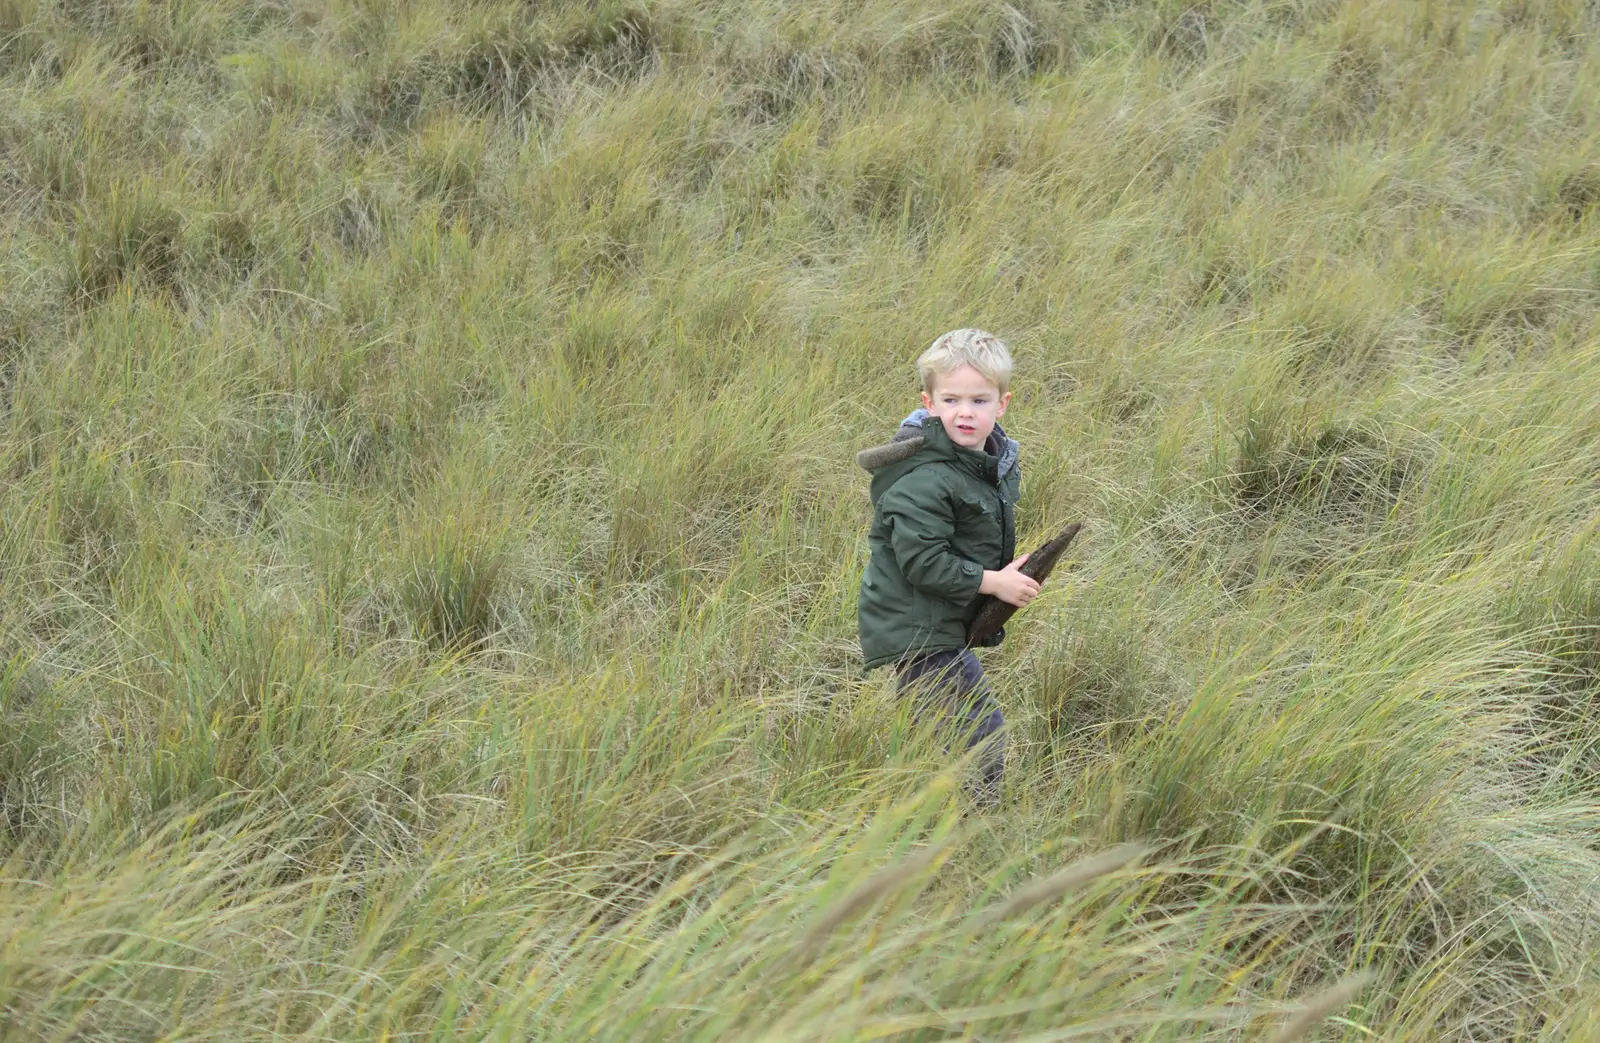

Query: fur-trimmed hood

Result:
[856,408,1020,478]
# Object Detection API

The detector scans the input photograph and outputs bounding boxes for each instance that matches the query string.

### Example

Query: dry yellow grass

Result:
[2,0,1599,1038]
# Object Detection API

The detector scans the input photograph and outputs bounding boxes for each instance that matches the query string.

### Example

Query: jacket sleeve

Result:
[878,476,984,606]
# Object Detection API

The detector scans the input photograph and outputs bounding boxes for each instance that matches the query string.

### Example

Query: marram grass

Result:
[2,0,1599,1038]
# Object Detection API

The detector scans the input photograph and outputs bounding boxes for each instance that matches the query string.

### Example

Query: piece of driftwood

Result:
[966,522,1082,644]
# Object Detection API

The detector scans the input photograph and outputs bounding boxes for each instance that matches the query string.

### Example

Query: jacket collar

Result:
[854,409,1022,481]
[899,407,1019,480]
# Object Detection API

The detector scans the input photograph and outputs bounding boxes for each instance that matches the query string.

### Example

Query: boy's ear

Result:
[920,390,934,411]
[996,390,1012,416]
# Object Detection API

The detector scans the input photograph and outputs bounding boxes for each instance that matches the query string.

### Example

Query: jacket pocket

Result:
[955,492,1004,569]
[955,491,993,518]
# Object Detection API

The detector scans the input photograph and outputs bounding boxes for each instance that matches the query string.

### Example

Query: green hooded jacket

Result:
[856,411,1020,670]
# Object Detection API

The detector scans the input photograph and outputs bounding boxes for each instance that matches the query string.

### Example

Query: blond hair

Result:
[916,328,1013,395]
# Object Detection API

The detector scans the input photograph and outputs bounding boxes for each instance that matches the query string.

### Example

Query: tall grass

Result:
[2,0,1599,1037]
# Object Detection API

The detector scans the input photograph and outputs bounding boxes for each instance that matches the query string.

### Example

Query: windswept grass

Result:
[2,0,1599,1038]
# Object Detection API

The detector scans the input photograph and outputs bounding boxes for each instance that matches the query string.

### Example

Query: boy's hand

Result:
[979,554,1041,608]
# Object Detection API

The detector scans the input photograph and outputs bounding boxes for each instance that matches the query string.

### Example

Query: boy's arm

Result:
[878,480,984,606]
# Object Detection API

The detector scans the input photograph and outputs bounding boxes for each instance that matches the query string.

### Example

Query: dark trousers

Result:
[895,649,1005,807]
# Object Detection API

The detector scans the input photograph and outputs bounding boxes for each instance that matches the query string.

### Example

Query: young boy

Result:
[856,328,1039,808]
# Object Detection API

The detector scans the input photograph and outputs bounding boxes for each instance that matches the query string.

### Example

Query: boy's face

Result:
[921,364,1010,452]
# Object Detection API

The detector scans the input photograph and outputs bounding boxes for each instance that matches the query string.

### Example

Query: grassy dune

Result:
[3,0,1600,1038]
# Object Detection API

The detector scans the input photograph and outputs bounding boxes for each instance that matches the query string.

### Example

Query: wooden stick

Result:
[966,522,1082,644]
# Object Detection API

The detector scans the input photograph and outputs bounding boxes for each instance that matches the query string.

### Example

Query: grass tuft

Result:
[0,652,58,843]
[1555,166,1600,223]
[409,110,486,207]
[401,508,507,654]
[1223,404,1412,516]
[67,179,184,302]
